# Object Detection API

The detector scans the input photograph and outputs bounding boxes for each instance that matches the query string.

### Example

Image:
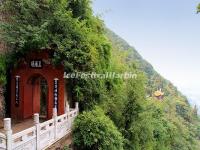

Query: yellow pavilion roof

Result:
[154,90,164,97]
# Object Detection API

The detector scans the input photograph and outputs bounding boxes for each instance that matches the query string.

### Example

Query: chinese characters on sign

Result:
[15,76,20,107]
[30,60,42,68]
[54,78,59,109]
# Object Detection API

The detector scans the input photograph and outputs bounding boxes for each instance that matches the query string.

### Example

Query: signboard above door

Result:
[30,60,43,68]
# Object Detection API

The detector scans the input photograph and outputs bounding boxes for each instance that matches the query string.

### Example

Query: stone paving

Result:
[0,118,38,133]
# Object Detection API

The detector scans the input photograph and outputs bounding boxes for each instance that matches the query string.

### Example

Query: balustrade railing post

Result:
[53,108,57,140]
[34,113,40,150]
[65,103,70,130]
[65,103,70,114]
[4,118,12,150]
[75,102,79,114]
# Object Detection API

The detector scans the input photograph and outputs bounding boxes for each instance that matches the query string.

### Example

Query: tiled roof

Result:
[154,90,164,97]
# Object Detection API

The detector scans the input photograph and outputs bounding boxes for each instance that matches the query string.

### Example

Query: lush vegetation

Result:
[0,0,200,150]
[73,107,124,150]
[0,0,111,111]
[106,29,200,150]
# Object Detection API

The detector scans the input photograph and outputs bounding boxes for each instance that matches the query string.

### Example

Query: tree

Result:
[73,107,124,150]
[197,4,200,13]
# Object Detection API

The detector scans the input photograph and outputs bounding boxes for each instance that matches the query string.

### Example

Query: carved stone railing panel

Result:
[0,102,79,150]
[0,133,6,149]
[12,126,36,149]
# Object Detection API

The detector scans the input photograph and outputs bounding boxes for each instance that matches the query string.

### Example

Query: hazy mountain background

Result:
[106,29,178,94]
[106,28,199,113]
[93,0,200,115]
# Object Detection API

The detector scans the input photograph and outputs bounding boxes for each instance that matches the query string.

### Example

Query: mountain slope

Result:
[106,29,184,98]
[1,0,199,149]
[106,28,200,148]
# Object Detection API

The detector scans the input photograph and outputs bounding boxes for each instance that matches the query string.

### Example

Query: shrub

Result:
[73,107,124,150]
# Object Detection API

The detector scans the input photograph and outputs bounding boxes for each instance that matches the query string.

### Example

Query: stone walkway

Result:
[0,118,36,133]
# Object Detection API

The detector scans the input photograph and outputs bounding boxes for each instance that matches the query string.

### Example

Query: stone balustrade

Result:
[0,102,79,150]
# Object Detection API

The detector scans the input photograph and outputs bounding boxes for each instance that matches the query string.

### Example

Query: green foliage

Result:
[197,4,200,13]
[0,0,111,110]
[67,0,92,20]
[123,98,199,150]
[0,55,6,85]
[73,107,124,150]
[1,1,200,150]
[106,29,200,149]
[122,70,145,131]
